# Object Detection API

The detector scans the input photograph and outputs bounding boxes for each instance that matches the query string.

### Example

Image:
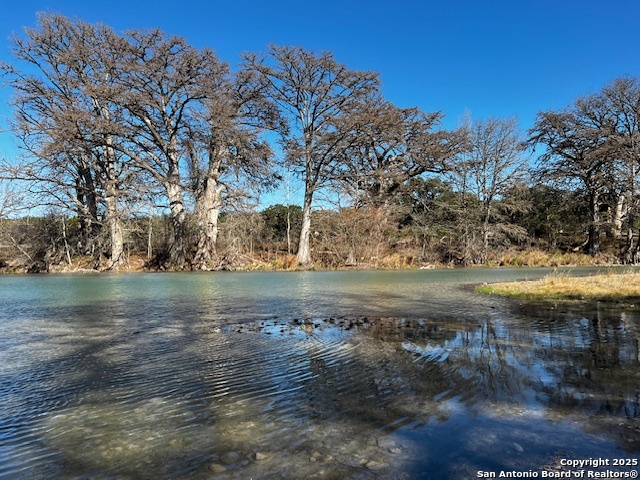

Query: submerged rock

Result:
[221,451,241,465]
[376,437,396,449]
[208,463,226,473]
[251,451,269,461]
[366,460,388,470]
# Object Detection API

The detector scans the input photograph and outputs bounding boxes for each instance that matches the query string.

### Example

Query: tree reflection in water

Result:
[2,302,639,479]
[205,309,640,477]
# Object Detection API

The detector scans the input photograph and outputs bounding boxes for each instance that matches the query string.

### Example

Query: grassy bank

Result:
[477,271,640,303]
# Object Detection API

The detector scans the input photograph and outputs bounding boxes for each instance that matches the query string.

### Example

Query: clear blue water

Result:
[0,268,638,479]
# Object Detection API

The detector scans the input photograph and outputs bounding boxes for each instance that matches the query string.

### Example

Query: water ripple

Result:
[1,279,639,479]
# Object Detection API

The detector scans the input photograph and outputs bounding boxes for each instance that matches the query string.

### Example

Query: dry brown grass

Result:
[496,249,615,267]
[378,253,416,269]
[477,271,640,303]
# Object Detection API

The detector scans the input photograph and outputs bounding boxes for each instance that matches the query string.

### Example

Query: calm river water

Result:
[0,268,639,479]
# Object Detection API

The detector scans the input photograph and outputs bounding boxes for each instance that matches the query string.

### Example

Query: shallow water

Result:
[0,268,639,479]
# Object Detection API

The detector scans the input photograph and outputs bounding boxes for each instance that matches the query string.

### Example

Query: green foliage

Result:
[261,204,302,243]
[508,185,589,250]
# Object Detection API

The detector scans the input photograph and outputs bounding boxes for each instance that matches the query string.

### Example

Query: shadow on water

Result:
[0,271,639,479]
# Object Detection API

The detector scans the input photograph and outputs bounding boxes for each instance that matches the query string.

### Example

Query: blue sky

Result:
[1,0,638,173]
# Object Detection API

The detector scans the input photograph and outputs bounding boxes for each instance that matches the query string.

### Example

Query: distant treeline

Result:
[0,14,638,272]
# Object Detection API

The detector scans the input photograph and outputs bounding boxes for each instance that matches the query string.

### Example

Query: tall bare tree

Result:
[2,13,128,268]
[244,46,380,265]
[185,67,274,269]
[449,117,528,264]
[110,29,222,268]
[600,77,640,263]
[530,94,618,255]
[3,15,278,270]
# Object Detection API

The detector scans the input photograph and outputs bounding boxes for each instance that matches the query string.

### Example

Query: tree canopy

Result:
[1,14,639,272]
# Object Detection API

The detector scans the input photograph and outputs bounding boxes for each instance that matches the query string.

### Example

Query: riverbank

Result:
[477,271,640,304]
[0,249,620,274]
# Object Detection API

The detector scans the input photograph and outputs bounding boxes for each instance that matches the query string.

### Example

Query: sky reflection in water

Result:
[0,269,638,479]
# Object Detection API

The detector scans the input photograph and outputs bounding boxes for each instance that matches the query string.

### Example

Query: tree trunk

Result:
[481,202,491,264]
[192,178,223,270]
[587,189,601,255]
[624,164,637,264]
[613,194,625,239]
[286,207,292,255]
[99,110,124,270]
[147,217,153,260]
[634,228,640,264]
[76,159,99,255]
[623,211,635,264]
[462,221,472,266]
[166,178,187,268]
[61,217,72,266]
[104,186,124,270]
[296,186,314,266]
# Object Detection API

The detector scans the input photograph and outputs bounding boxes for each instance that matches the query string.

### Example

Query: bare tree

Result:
[2,13,128,268]
[0,179,22,220]
[244,46,380,265]
[600,77,640,263]
[185,67,274,270]
[530,94,618,256]
[450,117,528,264]
[336,101,457,207]
[4,15,278,270]
[219,208,266,267]
[110,29,222,268]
